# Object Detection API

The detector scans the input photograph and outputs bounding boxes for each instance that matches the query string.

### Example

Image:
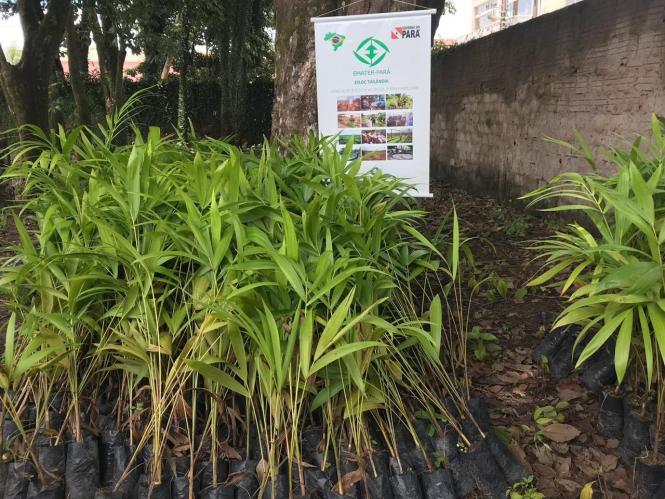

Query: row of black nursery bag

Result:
[1,397,529,499]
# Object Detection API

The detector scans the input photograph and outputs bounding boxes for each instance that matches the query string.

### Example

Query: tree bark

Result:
[177,5,192,135]
[90,0,128,115]
[218,11,231,136]
[271,0,446,138]
[0,0,72,136]
[66,9,92,126]
[218,0,254,138]
[49,58,68,130]
[228,1,252,138]
[138,10,169,83]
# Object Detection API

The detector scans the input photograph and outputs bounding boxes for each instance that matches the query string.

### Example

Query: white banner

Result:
[312,10,434,197]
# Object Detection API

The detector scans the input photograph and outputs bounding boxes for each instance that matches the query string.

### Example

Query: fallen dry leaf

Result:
[512,385,527,397]
[336,469,364,494]
[538,479,558,498]
[576,458,601,477]
[543,423,581,443]
[557,383,586,401]
[554,455,571,476]
[575,447,602,477]
[496,371,527,384]
[506,363,534,373]
[600,453,618,472]
[533,462,556,478]
[579,481,594,499]
[606,438,620,449]
[256,459,269,483]
[508,440,531,472]
[532,445,555,465]
[557,478,581,493]
[606,467,632,493]
[219,441,242,460]
[551,442,570,454]
[591,434,605,446]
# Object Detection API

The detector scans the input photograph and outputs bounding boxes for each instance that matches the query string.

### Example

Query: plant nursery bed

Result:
[0,144,653,499]
[0,127,538,499]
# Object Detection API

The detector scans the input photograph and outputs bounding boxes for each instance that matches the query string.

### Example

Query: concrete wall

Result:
[431,0,665,199]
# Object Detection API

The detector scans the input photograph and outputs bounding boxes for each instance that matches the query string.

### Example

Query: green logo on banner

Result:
[353,37,390,67]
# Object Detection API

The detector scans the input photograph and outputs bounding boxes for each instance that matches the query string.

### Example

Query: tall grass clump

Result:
[0,103,476,497]
[524,115,665,462]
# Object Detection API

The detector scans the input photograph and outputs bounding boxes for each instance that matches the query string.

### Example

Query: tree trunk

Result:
[227,1,252,139]
[139,14,169,83]
[218,0,254,138]
[0,61,51,133]
[0,0,72,137]
[271,0,446,138]
[91,0,128,115]
[218,13,231,137]
[66,10,92,126]
[177,5,192,135]
[49,58,68,130]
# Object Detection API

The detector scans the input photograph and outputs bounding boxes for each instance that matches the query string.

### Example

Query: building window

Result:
[475,0,498,16]
[474,0,500,31]
[518,0,533,16]
[507,0,533,18]
[475,12,497,30]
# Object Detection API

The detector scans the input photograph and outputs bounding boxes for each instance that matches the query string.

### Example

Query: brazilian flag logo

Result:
[353,37,390,67]
[324,32,346,51]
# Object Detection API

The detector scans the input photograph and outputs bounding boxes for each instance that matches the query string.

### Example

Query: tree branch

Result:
[42,0,73,24]
[38,0,72,47]
[17,0,42,37]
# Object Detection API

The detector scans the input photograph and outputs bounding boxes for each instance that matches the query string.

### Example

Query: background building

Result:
[470,0,582,38]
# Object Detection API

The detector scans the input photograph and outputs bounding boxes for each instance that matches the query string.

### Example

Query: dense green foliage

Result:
[0,67,274,144]
[524,116,665,450]
[0,0,274,140]
[0,103,472,493]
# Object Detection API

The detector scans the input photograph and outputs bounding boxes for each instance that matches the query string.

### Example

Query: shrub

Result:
[524,116,665,454]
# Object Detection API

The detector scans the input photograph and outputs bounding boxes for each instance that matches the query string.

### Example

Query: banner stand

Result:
[312,10,435,197]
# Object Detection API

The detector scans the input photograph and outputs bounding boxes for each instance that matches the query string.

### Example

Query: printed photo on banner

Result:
[337,96,361,112]
[338,129,361,145]
[387,111,413,127]
[337,113,361,128]
[361,144,387,161]
[386,93,413,110]
[361,95,386,111]
[361,112,386,127]
[361,129,387,144]
[338,145,361,160]
[388,145,413,160]
[387,127,413,144]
